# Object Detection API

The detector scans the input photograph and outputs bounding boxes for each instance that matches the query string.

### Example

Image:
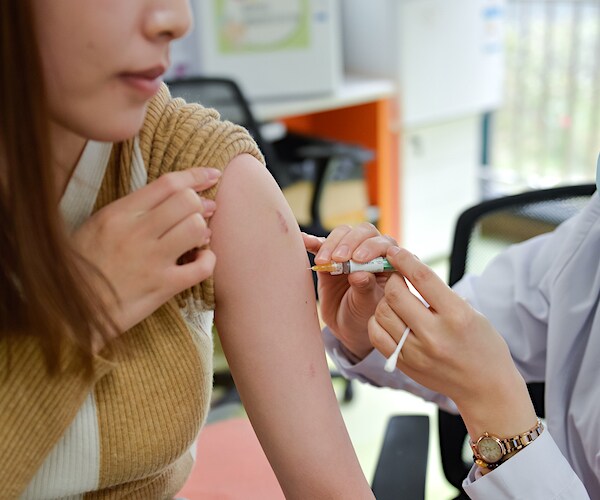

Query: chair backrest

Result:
[165,77,282,183]
[448,183,597,287]
[439,183,597,496]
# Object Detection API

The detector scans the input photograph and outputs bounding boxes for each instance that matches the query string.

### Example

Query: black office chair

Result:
[371,183,596,500]
[439,182,597,498]
[166,76,374,238]
[371,414,430,500]
[167,76,372,405]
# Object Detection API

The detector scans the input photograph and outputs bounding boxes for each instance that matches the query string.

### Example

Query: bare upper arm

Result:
[206,155,373,499]
[208,154,320,351]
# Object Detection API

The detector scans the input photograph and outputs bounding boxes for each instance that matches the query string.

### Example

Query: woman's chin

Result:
[82,111,148,143]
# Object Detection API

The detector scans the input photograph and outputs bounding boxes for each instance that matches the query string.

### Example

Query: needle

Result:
[310,263,340,273]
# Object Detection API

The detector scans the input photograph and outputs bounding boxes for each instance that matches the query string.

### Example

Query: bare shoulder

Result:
[208,153,312,307]
[210,153,297,242]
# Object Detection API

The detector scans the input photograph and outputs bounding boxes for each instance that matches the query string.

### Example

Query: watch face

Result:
[478,436,503,463]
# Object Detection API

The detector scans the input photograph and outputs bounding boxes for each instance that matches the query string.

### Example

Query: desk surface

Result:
[251,74,396,121]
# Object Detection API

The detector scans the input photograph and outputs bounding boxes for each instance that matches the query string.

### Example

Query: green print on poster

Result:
[215,0,310,54]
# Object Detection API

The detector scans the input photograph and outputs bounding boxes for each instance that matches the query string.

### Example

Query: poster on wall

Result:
[167,0,341,99]
[216,0,311,54]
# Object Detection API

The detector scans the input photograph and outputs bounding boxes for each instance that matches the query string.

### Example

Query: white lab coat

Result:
[324,190,599,499]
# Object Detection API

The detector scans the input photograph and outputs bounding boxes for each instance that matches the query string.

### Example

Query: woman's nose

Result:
[144,0,193,42]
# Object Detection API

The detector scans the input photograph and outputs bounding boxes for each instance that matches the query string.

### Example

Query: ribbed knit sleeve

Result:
[94,84,264,309]
[0,338,114,497]
[139,84,265,308]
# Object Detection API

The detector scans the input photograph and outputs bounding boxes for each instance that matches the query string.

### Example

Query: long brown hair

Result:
[0,0,113,371]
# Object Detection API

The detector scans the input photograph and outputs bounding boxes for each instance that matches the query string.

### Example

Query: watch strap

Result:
[501,419,544,454]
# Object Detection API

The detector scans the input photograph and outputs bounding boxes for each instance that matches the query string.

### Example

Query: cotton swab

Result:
[384,326,411,373]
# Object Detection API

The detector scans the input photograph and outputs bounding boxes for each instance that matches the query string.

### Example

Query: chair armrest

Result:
[273,132,373,164]
[270,132,375,236]
[371,415,429,500]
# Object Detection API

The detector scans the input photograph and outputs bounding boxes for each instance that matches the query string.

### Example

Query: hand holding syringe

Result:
[311,257,410,372]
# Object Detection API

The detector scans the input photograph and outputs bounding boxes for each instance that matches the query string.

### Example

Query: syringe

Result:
[311,257,395,275]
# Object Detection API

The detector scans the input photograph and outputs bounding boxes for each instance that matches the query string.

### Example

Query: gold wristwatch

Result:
[470,419,544,469]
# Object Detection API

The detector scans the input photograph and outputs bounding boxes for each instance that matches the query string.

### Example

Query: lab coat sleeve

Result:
[322,327,458,414]
[452,217,576,382]
[463,430,591,499]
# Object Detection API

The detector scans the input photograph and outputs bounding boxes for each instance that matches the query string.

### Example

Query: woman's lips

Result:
[119,66,165,97]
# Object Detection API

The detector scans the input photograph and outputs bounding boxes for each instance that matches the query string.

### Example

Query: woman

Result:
[304,157,599,499]
[0,1,373,498]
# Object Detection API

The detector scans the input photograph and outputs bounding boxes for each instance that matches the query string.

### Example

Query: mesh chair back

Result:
[449,184,597,286]
[167,78,253,128]
[441,183,596,498]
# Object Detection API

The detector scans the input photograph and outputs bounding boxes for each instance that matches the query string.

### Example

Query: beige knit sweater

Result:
[0,85,263,499]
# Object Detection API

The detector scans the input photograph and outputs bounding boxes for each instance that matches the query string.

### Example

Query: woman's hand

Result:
[302,223,397,360]
[369,247,537,439]
[72,167,220,340]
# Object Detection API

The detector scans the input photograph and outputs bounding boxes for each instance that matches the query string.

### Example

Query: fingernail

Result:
[316,249,331,263]
[388,247,401,257]
[205,168,222,180]
[353,249,369,262]
[332,245,349,260]
[202,199,217,214]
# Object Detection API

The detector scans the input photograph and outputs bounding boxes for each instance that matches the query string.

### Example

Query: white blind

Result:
[491,0,600,188]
